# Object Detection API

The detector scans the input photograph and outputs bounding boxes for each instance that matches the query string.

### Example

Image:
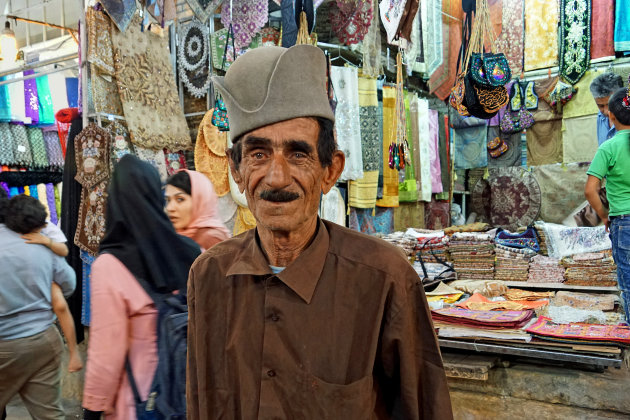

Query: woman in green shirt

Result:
[585,84,630,324]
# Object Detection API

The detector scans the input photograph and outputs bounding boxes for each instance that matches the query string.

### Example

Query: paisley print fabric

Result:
[559,0,591,85]
[524,0,559,71]
[493,0,524,77]
[111,13,191,151]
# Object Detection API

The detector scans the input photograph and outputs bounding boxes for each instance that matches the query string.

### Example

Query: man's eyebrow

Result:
[242,136,272,149]
[284,140,314,154]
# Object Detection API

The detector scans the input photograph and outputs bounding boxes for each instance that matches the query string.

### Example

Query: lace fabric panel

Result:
[111,13,192,151]
[331,66,364,181]
[361,0,382,77]
[320,186,346,227]
[421,0,442,77]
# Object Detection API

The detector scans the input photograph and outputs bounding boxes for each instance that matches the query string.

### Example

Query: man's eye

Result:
[253,152,265,159]
[293,152,306,159]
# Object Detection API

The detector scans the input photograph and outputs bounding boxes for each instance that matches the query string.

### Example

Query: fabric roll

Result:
[590,0,615,59]
[562,70,602,118]
[494,0,524,77]
[526,119,563,165]
[524,0,559,71]
[376,85,399,207]
[0,123,15,165]
[614,0,630,52]
[428,109,442,193]
[23,70,40,124]
[30,185,38,199]
[348,170,379,208]
[46,183,58,225]
[27,127,48,168]
[36,183,49,219]
[416,97,432,202]
[453,125,488,170]
[9,186,18,197]
[0,76,11,122]
[348,206,394,235]
[562,114,598,163]
[7,73,26,123]
[48,73,69,114]
[54,183,62,221]
[331,66,363,181]
[10,124,33,166]
[35,76,55,125]
[358,76,382,171]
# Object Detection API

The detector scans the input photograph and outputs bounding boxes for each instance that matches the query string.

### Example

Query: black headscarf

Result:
[99,154,201,294]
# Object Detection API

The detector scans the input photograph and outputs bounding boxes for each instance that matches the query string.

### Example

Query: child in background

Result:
[0,191,82,373]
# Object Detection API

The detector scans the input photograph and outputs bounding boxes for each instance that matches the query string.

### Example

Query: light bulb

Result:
[0,21,17,63]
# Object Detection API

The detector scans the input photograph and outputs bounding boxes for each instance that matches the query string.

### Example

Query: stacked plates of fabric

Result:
[448,232,496,281]
[494,244,537,282]
[562,252,617,287]
[528,254,565,283]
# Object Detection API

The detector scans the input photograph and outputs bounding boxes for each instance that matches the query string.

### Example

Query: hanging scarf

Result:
[7,73,26,123]
[100,154,201,293]
[36,76,55,125]
[55,107,80,156]
[362,0,382,77]
[524,0,559,71]
[23,70,39,125]
[175,169,231,247]
[376,85,399,207]
[590,0,615,59]
[186,0,224,23]
[559,0,591,84]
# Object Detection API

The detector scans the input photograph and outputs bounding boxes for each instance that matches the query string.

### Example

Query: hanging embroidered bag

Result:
[470,53,511,87]
[495,227,540,252]
[500,108,534,134]
[211,97,230,131]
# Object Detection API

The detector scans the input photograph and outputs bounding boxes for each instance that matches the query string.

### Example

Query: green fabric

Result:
[399,91,418,202]
[36,76,55,125]
[587,130,630,216]
[54,183,62,219]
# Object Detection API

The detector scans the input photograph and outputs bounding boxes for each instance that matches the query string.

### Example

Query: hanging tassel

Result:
[296,11,311,45]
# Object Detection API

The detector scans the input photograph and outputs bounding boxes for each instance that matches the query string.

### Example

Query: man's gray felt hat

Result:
[211,45,335,140]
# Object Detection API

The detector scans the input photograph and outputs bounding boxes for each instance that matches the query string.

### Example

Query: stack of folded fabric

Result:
[494,244,536,282]
[415,235,450,264]
[561,252,617,287]
[526,317,630,345]
[533,222,549,256]
[554,291,616,311]
[431,307,534,329]
[380,231,418,258]
[448,232,495,281]
[528,255,565,283]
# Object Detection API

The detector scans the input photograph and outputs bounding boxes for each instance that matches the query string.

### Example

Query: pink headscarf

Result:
[176,170,231,244]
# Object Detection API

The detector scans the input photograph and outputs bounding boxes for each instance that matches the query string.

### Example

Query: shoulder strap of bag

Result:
[125,357,144,406]
[222,24,236,71]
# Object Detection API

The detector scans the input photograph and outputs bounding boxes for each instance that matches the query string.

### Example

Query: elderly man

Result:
[590,72,624,146]
[187,45,452,419]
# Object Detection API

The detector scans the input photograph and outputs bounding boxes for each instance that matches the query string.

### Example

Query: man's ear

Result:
[226,148,246,193]
[321,150,345,195]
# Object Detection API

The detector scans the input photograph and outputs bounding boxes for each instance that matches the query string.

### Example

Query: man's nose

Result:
[264,155,292,189]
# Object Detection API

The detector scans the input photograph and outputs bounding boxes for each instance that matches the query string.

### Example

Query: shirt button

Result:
[267,370,276,377]
[271,313,279,322]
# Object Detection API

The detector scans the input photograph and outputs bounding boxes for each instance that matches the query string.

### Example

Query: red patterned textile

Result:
[432,307,534,329]
[526,317,630,344]
[590,0,615,59]
[329,0,373,45]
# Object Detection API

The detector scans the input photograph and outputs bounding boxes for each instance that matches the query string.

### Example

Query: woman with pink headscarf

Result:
[165,170,231,251]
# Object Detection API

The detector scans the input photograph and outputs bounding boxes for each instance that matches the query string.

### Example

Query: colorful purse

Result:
[495,227,540,252]
[450,73,470,117]
[470,53,511,87]
[211,97,229,131]
[500,108,534,134]
[487,136,508,158]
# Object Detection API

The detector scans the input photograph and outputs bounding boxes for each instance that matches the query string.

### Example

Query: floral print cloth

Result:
[494,0,524,77]
[220,0,268,50]
[536,222,612,259]
[524,0,559,71]
[559,0,591,85]
[111,13,191,151]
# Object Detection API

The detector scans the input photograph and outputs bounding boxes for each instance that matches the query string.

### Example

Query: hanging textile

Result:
[331,66,364,181]
[428,1,463,100]
[526,119,563,165]
[178,20,211,98]
[405,13,423,73]
[358,76,382,171]
[99,0,137,32]
[111,13,191,151]
[362,0,382,77]
[210,28,262,70]
[7,73,26,123]
[493,0,524,77]
[164,150,188,176]
[561,70,602,118]
[46,183,58,225]
[348,206,394,234]
[34,76,54,125]
[80,250,95,326]
[48,73,69,114]
[105,120,135,172]
[486,127,521,167]
[453,125,488,169]
[66,78,79,109]
[487,167,541,230]
[145,0,176,26]
[186,0,223,22]
[10,124,33,166]
[74,124,111,188]
[394,202,425,231]
[531,76,561,120]
[134,146,168,183]
[562,114,598,163]
[424,200,450,230]
[399,93,418,202]
[26,127,48,169]
[348,171,379,208]
[75,180,109,256]
[23,70,40,125]
[320,186,346,226]
[0,123,14,165]
[233,206,256,235]
[89,66,123,117]
[428,109,442,193]
[378,0,406,44]
[531,162,590,223]
[220,0,268,50]
[590,0,615,59]
[559,0,591,85]
[87,7,115,76]
[194,111,230,196]
[614,0,630,52]
[329,0,373,45]
[420,0,442,77]
[0,76,10,122]
[376,86,399,207]
[437,110,450,194]
[416,97,432,202]
[524,0,559,71]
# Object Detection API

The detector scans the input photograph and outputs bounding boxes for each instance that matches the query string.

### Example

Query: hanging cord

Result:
[296,11,312,45]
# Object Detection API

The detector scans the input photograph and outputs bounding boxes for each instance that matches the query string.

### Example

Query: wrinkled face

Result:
[229,118,343,234]
[594,96,611,117]
[165,184,193,230]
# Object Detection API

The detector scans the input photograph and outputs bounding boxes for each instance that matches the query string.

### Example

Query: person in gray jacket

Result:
[0,194,76,419]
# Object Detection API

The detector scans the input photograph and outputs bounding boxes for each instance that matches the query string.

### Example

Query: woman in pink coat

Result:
[82,155,200,419]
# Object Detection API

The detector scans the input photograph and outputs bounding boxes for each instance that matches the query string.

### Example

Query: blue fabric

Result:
[65,77,79,108]
[9,186,18,197]
[0,76,11,122]
[610,215,630,324]
[0,224,76,339]
[614,0,630,52]
[80,250,95,326]
[29,185,38,200]
[597,112,616,146]
[281,0,297,47]
[36,76,55,125]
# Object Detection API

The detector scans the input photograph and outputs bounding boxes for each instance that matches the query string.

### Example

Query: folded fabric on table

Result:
[554,291,616,311]
[504,289,554,301]
[457,293,549,311]
[448,279,508,298]
[432,307,534,329]
[561,251,617,286]
[528,254,565,283]
[526,316,630,344]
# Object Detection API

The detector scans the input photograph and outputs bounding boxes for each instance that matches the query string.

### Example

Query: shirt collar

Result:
[226,218,330,304]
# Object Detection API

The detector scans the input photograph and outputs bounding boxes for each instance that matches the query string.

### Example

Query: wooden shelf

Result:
[503,281,619,293]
